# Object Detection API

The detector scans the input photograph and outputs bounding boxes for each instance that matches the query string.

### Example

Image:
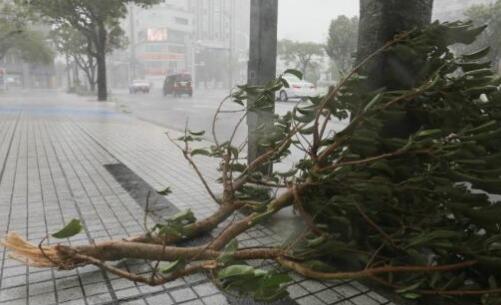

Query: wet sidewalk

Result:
[0,90,395,305]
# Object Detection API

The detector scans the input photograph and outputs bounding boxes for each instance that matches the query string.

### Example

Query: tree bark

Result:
[357,0,434,90]
[96,22,107,101]
[96,50,107,100]
[356,0,434,137]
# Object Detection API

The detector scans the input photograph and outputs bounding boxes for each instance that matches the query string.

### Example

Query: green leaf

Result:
[171,209,197,224]
[283,69,303,80]
[218,265,255,279]
[158,187,172,196]
[276,168,298,178]
[160,260,183,274]
[363,93,383,112]
[396,281,423,293]
[189,130,206,136]
[224,239,238,254]
[415,129,442,138]
[232,98,244,106]
[190,149,211,157]
[259,273,292,288]
[281,77,290,88]
[462,47,491,61]
[52,219,83,239]
[459,61,492,72]
[158,225,183,238]
[401,292,422,300]
[218,239,239,265]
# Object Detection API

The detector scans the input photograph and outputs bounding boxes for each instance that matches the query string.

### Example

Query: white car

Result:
[278,75,317,102]
[129,80,151,94]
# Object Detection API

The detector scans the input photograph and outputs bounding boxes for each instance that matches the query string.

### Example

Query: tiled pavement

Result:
[0,90,398,305]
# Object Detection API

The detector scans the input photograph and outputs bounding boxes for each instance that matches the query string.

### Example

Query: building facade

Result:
[117,2,193,88]
[187,0,250,88]
[115,0,251,89]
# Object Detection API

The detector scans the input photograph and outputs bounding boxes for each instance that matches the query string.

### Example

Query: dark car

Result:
[163,73,193,97]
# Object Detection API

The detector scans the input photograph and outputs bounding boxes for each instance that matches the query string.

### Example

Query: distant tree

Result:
[9,31,54,64]
[51,24,125,92]
[326,15,359,74]
[464,0,501,71]
[278,39,324,78]
[18,0,162,101]
[0,3,53,63]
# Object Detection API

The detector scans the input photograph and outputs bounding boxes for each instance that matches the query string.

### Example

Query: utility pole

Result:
[246,0,278,174]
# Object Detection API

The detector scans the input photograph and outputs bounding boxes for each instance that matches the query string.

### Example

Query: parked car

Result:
[163,73,193,97]
[129,80,151,94]
[278,75,317,102]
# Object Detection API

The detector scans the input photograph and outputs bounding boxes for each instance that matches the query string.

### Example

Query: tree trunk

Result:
[89,80,96,92]
[96,50,107,101]
[357,0,434,138]
[96,22,107,101]
[357,0,434,90]
[301,60,309,76]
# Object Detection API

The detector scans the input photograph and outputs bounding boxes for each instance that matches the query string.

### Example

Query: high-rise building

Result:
[187,0,250,87]
[116,0,250,89]
[115,2,193,87]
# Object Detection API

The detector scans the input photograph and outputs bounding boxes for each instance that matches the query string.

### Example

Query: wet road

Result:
[113,88,346,146]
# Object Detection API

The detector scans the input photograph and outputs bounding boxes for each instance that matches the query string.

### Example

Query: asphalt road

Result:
[113,88,347,147]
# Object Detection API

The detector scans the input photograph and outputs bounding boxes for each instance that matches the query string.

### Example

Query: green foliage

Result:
[52,219,83,239]
[9,30,54,64]
[160,259,184,274]
[152,210,197,238]
[326,15,359,74]
[96,20,501,304]
[0,2,53,63]
[218,21,501,304]
[292,21,501,304]
[218,239,238,265]
[278,39,325,83]
[17,0,161,99]
[157,187,172,196]
[217,264,292,301]
[463,0,501,71]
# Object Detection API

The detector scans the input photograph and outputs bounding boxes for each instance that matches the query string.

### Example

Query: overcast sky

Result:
[278,1,359,43]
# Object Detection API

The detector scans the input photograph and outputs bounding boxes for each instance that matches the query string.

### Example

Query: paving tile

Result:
[350,294,380,305]
[146,294,174,305]
[193,282,219,297]
[28,292,57,305]
[0,94,393,305]
[170,287,198,303]
[201,293,229,305]
[296,295,325,305]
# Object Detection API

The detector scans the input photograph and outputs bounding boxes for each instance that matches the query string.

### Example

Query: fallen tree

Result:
[3,22,501,305]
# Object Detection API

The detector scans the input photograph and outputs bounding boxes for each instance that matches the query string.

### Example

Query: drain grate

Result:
[105,163,180,223]
[104,162,298,305]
